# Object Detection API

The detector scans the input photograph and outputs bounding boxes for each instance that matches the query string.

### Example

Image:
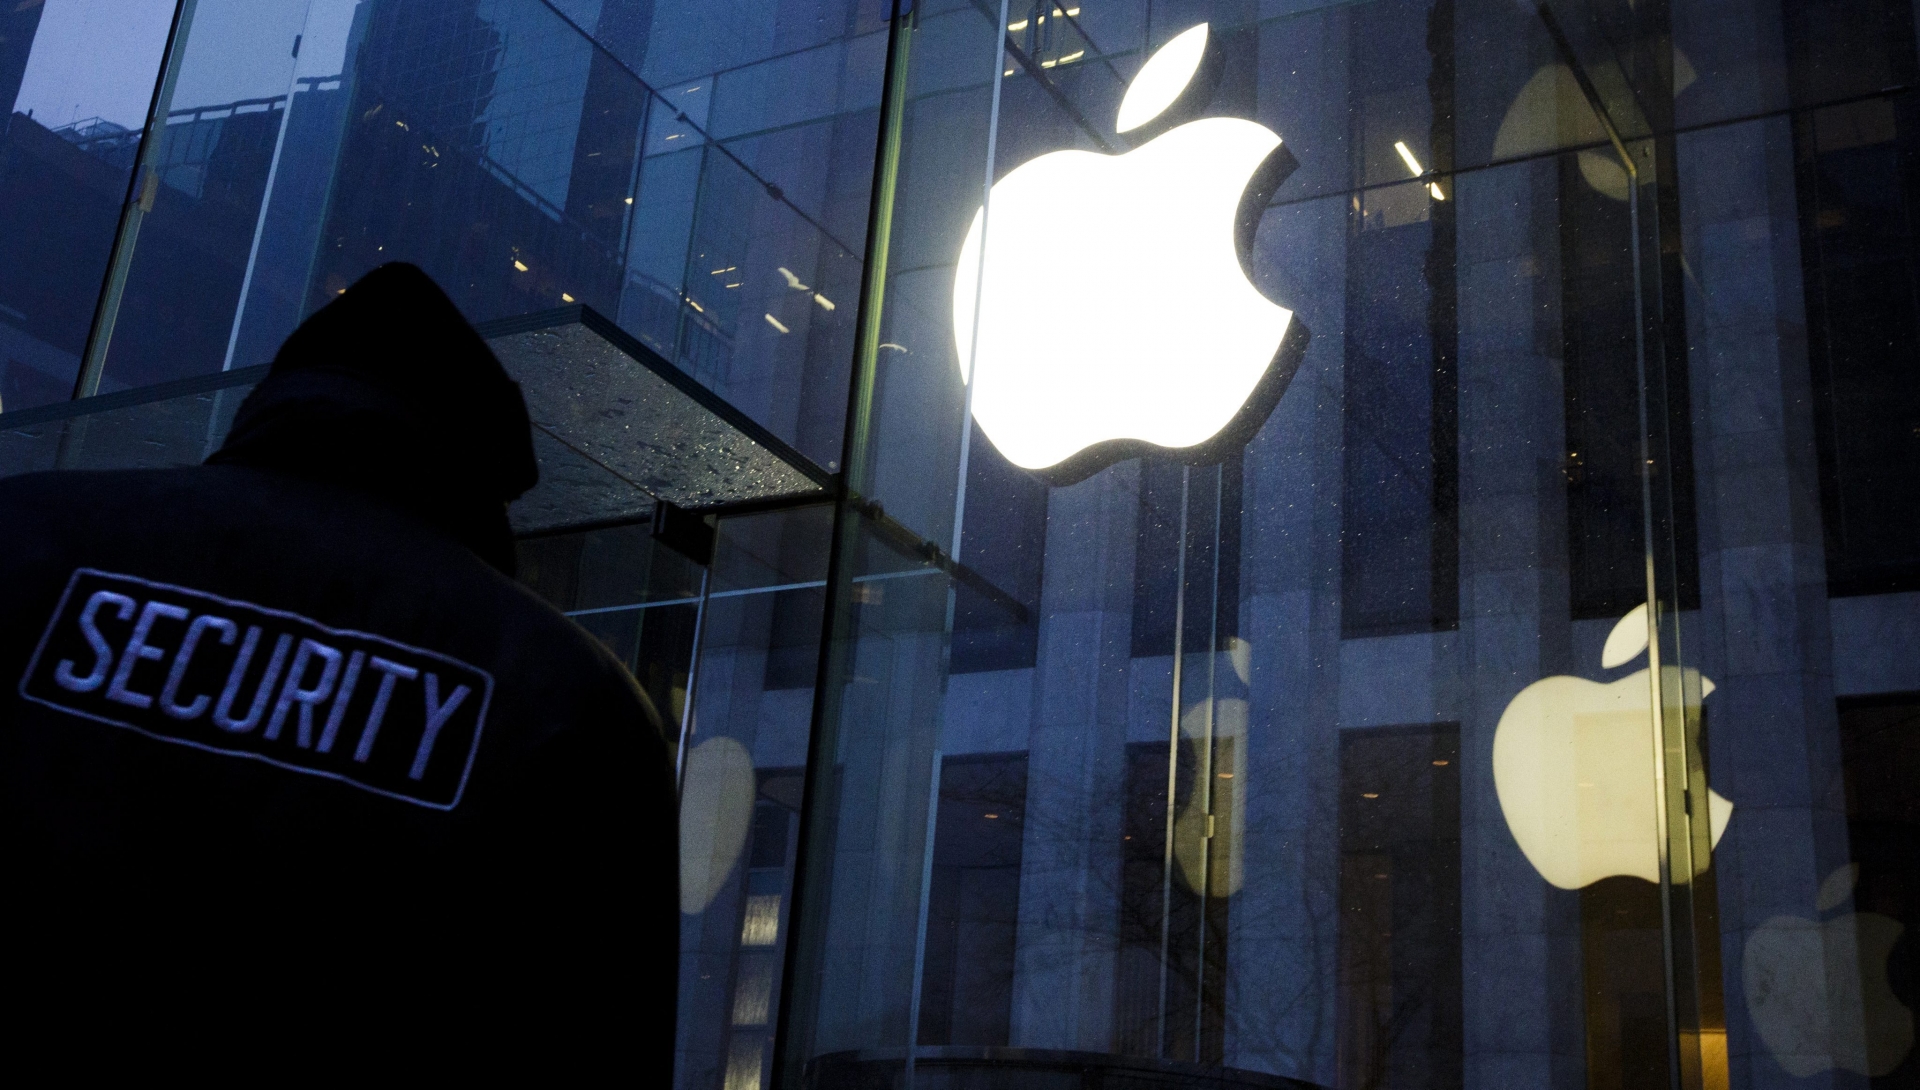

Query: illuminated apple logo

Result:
[1492,605,1734,889]
[952,23,1308,484]
[1744,864,1914,1078]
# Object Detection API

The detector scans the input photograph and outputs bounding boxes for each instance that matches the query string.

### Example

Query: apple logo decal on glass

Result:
[952,23,1309,485]
[1492,603,1734,890]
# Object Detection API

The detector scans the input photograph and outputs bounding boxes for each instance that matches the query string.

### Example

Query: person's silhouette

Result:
[0,264,675,1071]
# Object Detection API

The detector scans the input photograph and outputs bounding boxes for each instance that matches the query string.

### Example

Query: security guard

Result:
[0,264,674,1070]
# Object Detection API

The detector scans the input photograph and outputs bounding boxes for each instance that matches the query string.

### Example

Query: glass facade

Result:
[4,0,1919,1088]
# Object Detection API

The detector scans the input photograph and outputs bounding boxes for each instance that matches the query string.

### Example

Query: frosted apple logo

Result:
[1744,864,1914,1078]
[1492,604,1734,889]
[952,24,1308,484]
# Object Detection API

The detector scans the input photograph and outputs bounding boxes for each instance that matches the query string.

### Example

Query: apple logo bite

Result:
[952,23,1309,485]
[1492,604,1734,890]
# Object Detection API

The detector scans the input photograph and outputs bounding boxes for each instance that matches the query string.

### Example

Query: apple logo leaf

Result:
[1601,601,1649,668]
[952,23,1309,485]
[1816,862,1860,913]
[1117,24,1210,133]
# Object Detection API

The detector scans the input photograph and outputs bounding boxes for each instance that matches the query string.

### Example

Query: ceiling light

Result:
[764,313,789,333]
[1008,18,1028,29]
[561,292,574,302]
[813,293,835,310]
[1394,140,1424,176]
[512,259,528,271]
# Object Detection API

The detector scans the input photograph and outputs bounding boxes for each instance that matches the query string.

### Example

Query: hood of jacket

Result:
[207,263,538,574]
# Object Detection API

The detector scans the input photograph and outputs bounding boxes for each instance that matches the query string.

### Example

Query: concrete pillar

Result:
[1453,154,1586,1090]
[1009,460,1139,1050]
[1222,184,1349,1085]
[812,571,952,1053]
[1676,115,1854,1090]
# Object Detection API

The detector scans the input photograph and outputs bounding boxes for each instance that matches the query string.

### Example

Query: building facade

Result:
[2,0,1916,1088]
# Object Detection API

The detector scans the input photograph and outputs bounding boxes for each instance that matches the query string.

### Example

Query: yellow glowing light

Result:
[1059,50,1085,63]
[1116,24,1208,133]
[1429,182,1446,200]
[625,197,634,204]
[1363,793,1380,799]
[1494,606,1732,889]
[687,297,705,313]
[725,282,741,288]
[680,737,756,915]
[561,292,574,302]
[512,259,528,272]
[1008,18,1028,29]
[813,293,835,310]
[740,895,780,946]
[764,313,789,333]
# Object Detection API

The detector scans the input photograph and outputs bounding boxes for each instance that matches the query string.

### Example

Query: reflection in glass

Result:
[1494,607,1731,890]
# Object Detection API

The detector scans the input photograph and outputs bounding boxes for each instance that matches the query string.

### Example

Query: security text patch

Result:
[19,569,491,809]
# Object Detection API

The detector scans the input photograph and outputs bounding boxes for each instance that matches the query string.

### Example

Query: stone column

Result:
[1453,155,1586,1090]
[1676,115,1853,1090]
[811,571,955,1053]
[1009,460,1140,1050]
[1222,194,1349,1084]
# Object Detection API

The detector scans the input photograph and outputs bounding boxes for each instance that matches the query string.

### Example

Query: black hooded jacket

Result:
[0,266,675,1069]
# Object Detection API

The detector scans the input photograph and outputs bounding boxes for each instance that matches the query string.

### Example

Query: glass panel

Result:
[516,499,837,1090]
[1663,1,1920,1086]
[0,0,176,412]
[77,0,885,472]
[773,1,1770,1088]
